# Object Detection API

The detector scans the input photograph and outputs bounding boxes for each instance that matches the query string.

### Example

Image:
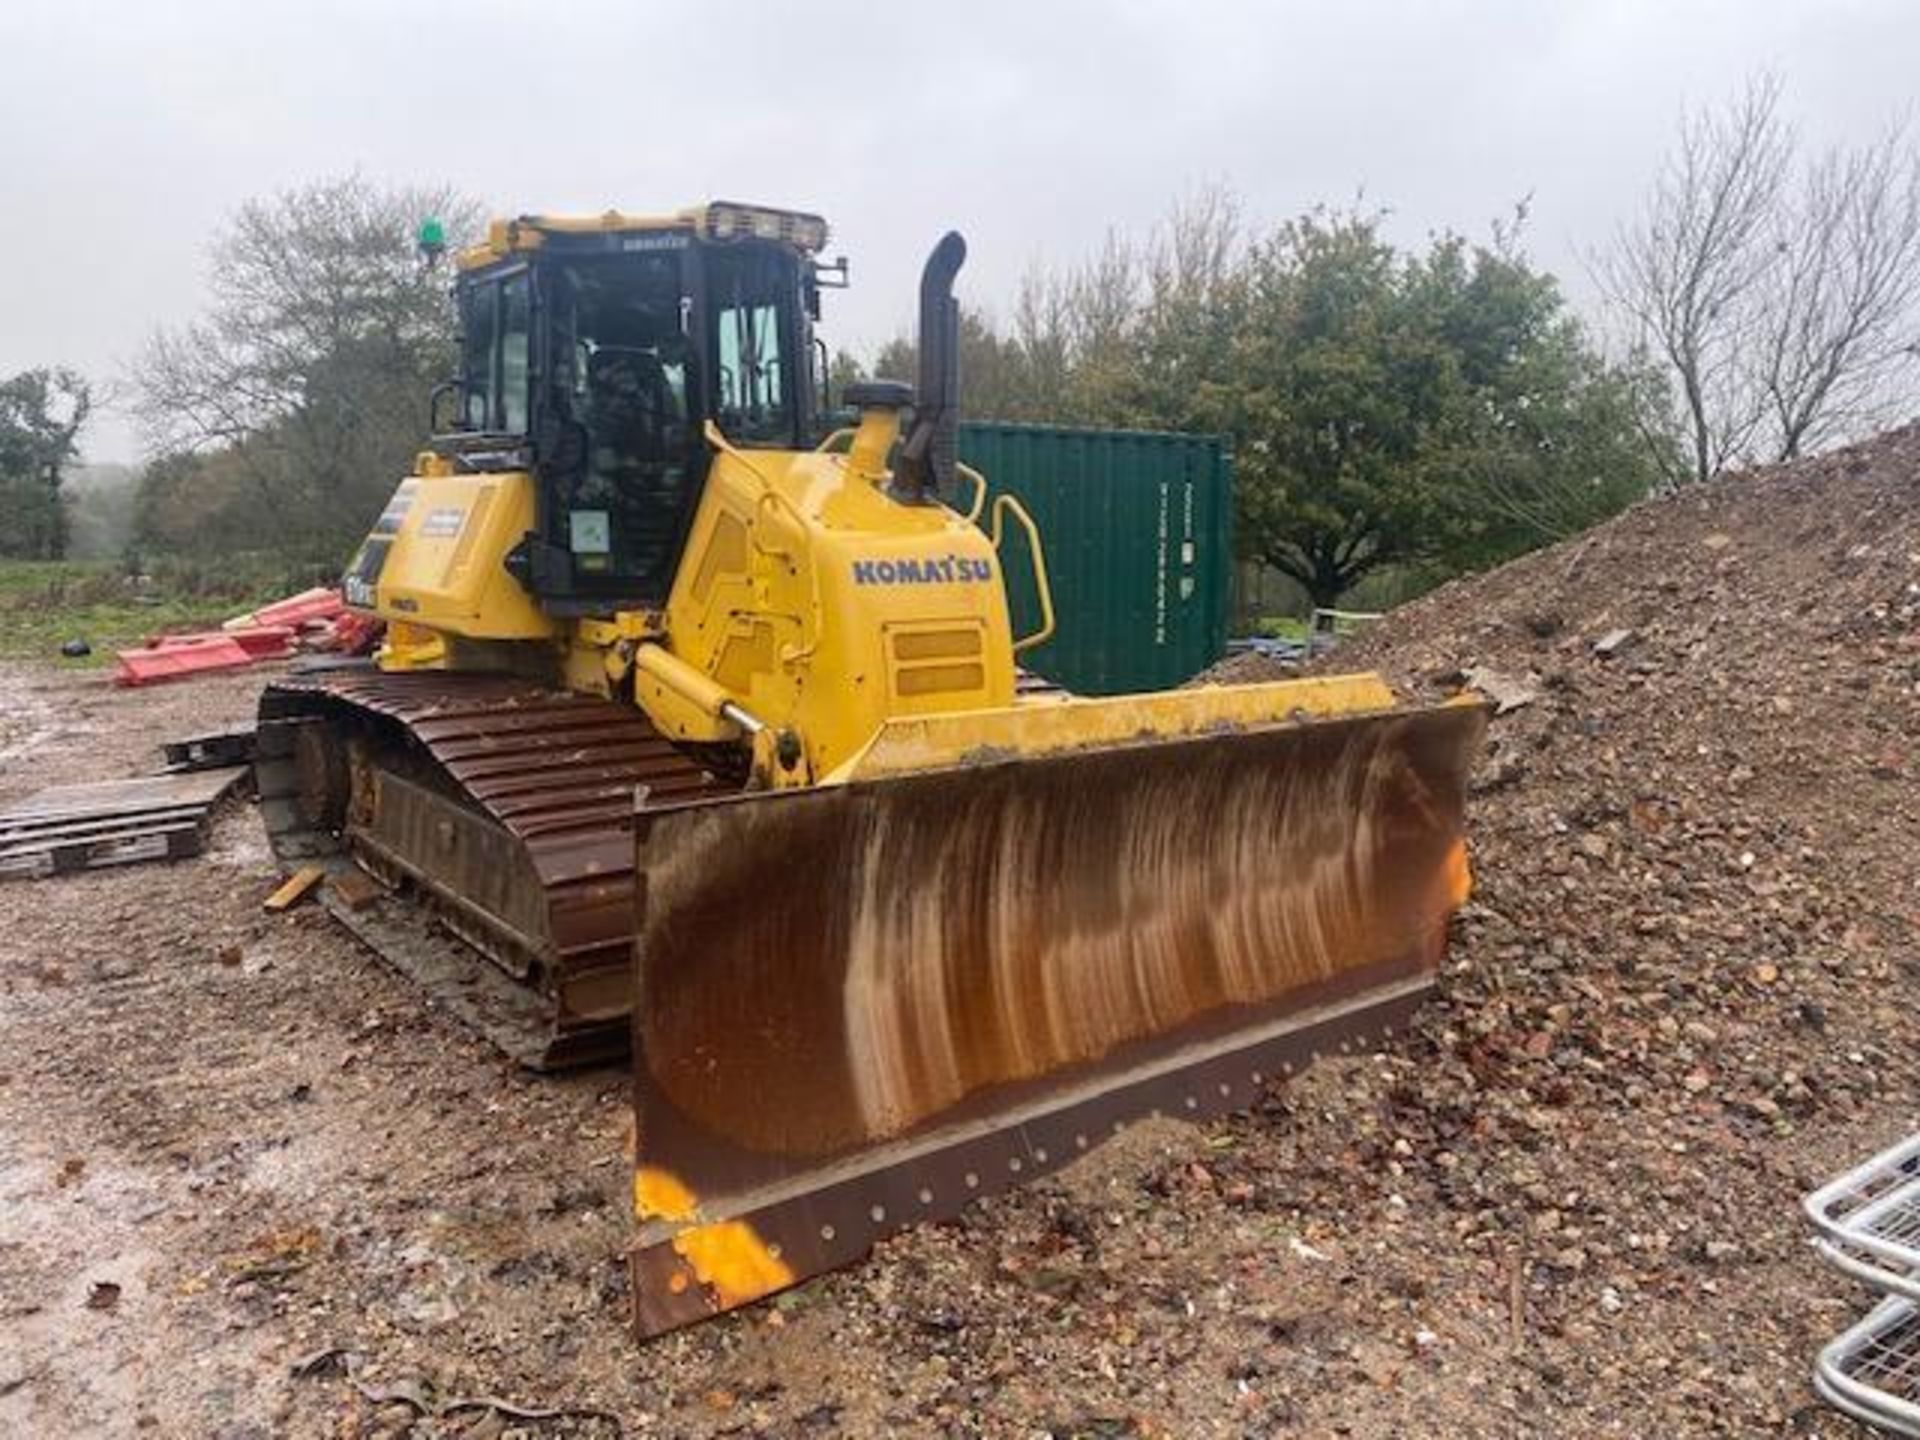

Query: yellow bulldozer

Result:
[253,201,1487,1339]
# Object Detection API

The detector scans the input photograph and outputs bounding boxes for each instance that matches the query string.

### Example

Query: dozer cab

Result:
[252,201,1487,1338]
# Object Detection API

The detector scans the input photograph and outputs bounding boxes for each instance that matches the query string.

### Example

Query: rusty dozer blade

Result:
[627,697,1486,1338]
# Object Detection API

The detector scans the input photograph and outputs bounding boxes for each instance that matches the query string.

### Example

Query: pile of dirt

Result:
[1191,646,1303,686]
[1298,422,1920,1430]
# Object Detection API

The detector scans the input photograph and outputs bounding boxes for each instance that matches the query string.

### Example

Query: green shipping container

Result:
[957,422,1232,696]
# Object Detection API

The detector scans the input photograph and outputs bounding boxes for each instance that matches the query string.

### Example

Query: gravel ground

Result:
[2,426,1916,1438]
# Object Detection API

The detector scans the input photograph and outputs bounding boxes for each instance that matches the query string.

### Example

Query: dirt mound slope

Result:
[1305,422,1920,1430]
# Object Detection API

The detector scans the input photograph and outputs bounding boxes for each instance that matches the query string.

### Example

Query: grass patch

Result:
[0,559,303,666]
[1249,614,1309,642]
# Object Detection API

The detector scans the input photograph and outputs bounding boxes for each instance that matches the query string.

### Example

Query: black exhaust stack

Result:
[895,231,966,503]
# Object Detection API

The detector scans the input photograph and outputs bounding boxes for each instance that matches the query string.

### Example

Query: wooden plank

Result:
[263,865,327,912]
[0,768,246,824]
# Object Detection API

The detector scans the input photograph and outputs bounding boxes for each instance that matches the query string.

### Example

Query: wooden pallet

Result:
[0,768,247,880]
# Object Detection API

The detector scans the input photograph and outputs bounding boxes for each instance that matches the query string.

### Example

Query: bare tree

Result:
[134,174,481,556]
[1010,266,1074,417]
[1052,230,1142,420]
[999,188,1241,426]
[1758,124,1920,457]
[1134,185,1244,425]
[1148,183,1243,302]
[1600,76,1920,483]
[1596,75,1791,487]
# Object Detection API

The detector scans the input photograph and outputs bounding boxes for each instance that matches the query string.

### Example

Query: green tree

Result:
[134,174,481,562]
[1406,230,1676,564]
[1198,212,1670,604]
[1215,214,1451,605]
[0,367,92,560]
[825,348,868,410]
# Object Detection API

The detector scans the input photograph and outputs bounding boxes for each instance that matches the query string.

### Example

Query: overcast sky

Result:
[4,0,1916,463]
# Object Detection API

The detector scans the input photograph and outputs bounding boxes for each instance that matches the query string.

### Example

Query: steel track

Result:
[255,663,732,1067]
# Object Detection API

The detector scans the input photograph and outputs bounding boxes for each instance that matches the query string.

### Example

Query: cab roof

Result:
[455,201,830,270]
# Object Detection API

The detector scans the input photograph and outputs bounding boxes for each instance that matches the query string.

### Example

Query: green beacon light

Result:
[417,216,447,264]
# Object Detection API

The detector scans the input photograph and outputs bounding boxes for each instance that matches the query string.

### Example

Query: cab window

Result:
[500,274,531,434]
[543,251,697,597]
[708,248,796,445]
[458,271,531,434]
[460,283,497,430]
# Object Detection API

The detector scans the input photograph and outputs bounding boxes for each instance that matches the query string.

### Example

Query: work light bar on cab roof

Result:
[450,203,835,270]
[701,201,829,252]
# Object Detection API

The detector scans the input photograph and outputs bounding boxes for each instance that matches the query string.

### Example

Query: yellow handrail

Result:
[990,493,1057,654]
[953,462,989,525]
